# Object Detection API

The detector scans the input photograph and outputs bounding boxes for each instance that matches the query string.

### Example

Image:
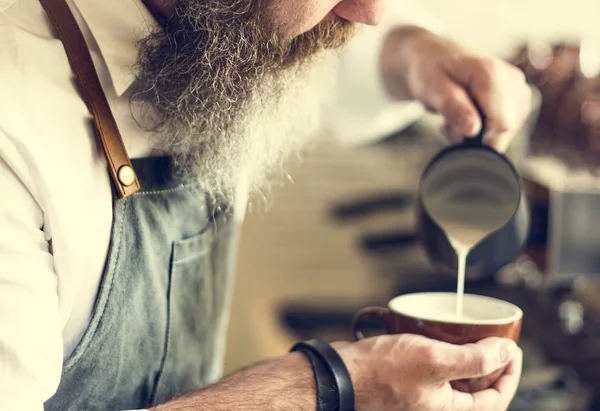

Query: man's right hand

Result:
[334,334,522,411]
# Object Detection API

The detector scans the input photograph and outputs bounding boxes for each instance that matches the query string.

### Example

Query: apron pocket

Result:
[172,229,212,263]
[151,229,215,405]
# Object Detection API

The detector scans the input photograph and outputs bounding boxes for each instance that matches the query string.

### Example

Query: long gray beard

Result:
[182,58,338,199]
[133,57,338,201]
[132,0,352,201]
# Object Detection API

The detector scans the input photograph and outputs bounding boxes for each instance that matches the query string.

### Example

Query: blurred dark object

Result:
[521,168,600,284]
[359,231,417,252]
[330,192,413,221]
[509,42,600,164]
[522,176,551,273]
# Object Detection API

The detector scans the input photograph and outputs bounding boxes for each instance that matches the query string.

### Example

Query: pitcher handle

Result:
[462,102,486,146]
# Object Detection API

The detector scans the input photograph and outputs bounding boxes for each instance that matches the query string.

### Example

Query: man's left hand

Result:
[381,26,532,152]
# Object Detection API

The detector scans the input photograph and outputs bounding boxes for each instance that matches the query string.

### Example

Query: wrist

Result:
[329,342,365,411]
[380,25,432,101]
[272,352,317,411]
[291,340,356,411]
[331,342,377,411]
[151,353,316,411]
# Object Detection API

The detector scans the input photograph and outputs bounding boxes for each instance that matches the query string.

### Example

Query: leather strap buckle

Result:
[39,0,140,198]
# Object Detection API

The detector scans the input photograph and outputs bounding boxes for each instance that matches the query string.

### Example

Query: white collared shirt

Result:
[0,0,439,409]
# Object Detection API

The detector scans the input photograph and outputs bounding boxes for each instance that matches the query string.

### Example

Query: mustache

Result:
[279,18,358,66]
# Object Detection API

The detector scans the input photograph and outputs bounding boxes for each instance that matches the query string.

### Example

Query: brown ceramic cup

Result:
[352,292,523,393]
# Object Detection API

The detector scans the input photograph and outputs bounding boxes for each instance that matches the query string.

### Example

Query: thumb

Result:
[440,337,519,381]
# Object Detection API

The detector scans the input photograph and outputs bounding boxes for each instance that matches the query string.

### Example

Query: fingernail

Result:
[457,116,472,132]
[500,340,517,363]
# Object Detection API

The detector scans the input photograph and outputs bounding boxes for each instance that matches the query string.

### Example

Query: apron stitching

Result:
[62,200,128,373]
[132,183,202,197]
[148,247,174,405]
[172,248,212,265]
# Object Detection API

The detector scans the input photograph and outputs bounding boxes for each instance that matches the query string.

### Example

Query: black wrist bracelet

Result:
[293,345,339,411]
[291,339,355,411]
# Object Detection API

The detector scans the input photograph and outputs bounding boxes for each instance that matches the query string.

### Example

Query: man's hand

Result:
[336,334,523,411]
[150,333,521,411]
[381,26,532,152]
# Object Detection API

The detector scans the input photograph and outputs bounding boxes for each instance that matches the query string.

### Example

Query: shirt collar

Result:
[72,0,159,96]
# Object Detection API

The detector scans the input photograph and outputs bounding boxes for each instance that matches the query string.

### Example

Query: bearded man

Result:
[0,0,531,410]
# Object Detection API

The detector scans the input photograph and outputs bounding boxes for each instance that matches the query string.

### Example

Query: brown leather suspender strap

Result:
[39,0,141,198]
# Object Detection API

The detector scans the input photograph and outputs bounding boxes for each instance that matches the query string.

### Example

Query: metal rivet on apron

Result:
[118,165,136,187]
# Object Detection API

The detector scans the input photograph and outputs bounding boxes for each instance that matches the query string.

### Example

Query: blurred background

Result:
[225,1,600,410]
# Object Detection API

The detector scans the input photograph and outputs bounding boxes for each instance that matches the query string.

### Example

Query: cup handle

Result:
[351,307,391,341]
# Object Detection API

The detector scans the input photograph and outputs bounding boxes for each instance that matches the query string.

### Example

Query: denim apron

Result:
[44,156,240,410]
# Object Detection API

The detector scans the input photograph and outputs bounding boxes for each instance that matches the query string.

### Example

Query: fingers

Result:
[487,83,532,153]
[416,74,483,143]
[451,386,504,411]
[451,57,507,137]
[469,348,523,410]
[435,337,520,381]
[444,56,532,152]
[490,345,523,399]
[450,347,523,411]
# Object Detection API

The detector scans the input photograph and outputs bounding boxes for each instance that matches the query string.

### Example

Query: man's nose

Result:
[333,0,387,26]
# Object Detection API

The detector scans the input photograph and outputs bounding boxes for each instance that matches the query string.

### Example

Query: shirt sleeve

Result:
[0,132,63,410]
[325,0,444,146]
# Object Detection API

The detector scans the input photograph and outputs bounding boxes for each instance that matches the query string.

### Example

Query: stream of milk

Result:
[437,221,494,317]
